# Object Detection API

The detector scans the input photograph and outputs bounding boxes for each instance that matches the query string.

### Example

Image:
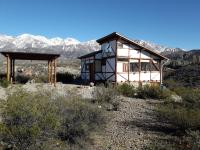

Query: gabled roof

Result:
[97,32,168,60]
[78,50,102,59]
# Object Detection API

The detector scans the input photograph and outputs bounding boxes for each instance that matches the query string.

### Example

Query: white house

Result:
[78,32,168,86]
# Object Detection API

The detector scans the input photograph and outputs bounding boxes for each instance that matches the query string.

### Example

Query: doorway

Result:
[89,63,94,82]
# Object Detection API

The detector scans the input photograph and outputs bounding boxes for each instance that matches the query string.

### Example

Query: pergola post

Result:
[48,60,51,83]
[1,51,60,86]
[6,55,11,82]
[54,58,57,86]
[50,59,53,84]
[10,59,13,84]
[12,59,15,83]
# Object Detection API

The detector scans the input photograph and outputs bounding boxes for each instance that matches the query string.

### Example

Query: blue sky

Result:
[0,0,199,49]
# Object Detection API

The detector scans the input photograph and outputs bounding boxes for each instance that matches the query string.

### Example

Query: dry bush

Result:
[0,89,106,149]
[137,84,172,99]
[0,78,9,88]
[92,84,120,111]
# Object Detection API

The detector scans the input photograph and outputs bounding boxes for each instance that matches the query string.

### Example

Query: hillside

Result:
[162,49,200,88]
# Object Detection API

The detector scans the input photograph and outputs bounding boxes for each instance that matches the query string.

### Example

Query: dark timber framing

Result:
[79,32,168,85]
[1,51,60,86]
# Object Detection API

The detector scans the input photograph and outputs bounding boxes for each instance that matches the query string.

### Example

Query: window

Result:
[130,62,139,72]
[95,60,102,72]
[118,58,128,61]
[85,64,89,71]
[141,62,151,71]
[151,61,160,71]
[123,63,128,72]
[102,59,106,66]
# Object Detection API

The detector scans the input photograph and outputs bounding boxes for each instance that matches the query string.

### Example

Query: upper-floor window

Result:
[151,61,160,71]
[130,62,139,72]
[123,63,128,72]
[141,62,151,71]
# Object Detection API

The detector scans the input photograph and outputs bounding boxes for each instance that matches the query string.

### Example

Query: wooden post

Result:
[12,59,15,83]
[50,60,53,84]
[128,45,130,83]
[10,59,13,84]
[48,60,51,83]
[139,50,141,86]
[160,60,162,86]
[54,58,57,86]
[115,39,118,84]
[6,55,11,82]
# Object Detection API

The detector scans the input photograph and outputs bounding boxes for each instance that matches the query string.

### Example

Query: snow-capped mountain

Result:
[133,39,185,54]
[0,33,185,59]
[0,34,99,58]
[0,34,81,49]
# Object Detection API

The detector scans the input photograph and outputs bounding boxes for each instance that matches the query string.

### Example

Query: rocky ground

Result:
[0,83,174,150]
[0,83,93,100]
[89,97,171,150]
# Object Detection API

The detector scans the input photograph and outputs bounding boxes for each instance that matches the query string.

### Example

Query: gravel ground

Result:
[90,97,170,150]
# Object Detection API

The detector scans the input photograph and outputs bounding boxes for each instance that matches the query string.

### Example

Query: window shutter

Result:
[123,63,128,72]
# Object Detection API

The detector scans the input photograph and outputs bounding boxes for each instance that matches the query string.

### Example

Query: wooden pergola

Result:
[0,51,60,86]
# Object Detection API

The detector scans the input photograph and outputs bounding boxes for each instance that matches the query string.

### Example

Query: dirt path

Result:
[91,97,165,150]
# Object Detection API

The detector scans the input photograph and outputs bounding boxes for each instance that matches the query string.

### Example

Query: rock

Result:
[170,94,182,103]
[90,82,94,87]
[27,79,35,84]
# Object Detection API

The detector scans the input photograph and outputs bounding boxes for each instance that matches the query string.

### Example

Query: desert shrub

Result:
[0,90,106,149]
[58,99,106,145]
[57,72,80,83]
[117,83,136,97]
[0,90,62,149]
[15,74,31,83]
[154,87,200,150]
[34,75,48,83]
[0,78,10,88]
[92,85,119,111]
[172,88,200,108]
[145,137,191,150]
[186,130,200,150]
[137,84,172,99]
[164,79,182,90]
[157,104,200,131]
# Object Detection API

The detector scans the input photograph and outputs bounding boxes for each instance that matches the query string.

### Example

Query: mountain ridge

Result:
[0,33,193,59]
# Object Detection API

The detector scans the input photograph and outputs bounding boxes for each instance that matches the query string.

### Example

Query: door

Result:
[89,63,94,82]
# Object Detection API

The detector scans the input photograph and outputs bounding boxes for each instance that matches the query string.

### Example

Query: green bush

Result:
[0,78,10,88]
[0,90,106,149]
[137,84,172,99]
[117,83,136,97]
[92,85,119,111]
